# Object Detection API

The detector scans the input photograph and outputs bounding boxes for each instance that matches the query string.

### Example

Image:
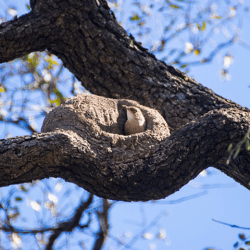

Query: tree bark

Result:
[0,0,249,201]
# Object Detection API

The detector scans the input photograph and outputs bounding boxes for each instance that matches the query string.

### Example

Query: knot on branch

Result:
[42,93,170,162]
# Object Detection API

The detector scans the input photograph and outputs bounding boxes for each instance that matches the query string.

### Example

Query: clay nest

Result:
[42,93,170,162]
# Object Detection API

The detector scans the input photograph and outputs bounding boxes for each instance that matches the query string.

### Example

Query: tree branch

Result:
[92,199,110,250]
[0,12,52,62]
[0,0,247,131]
[0,94,249,201]
[46,193,93,250]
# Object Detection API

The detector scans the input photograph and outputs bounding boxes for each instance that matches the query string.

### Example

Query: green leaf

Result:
[27,52,39,69]
[47,56,59,69]
[228,143,233,151]
[201,21,206,31]
[181,64,188,69]
[245,241,250,245]
[170,4,180,9]
[15,197,23,202]
[53,88,64,98]
[20,185,28,192]
[130,14,140,21]
[49,58,59,65]
[50,89,66,106]
[233,146,241,159]
[26,4,31,10]
[0,87,5,93]
[245,139,250,150]
[50,98,61,106]
[194,49,200,55]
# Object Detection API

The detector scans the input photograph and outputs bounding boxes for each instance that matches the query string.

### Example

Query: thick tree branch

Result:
[0,94,249,201]
[0,0,247,131]
[0,12,52,62]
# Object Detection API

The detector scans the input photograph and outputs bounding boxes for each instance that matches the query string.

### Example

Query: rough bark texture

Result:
[0,0,249,201]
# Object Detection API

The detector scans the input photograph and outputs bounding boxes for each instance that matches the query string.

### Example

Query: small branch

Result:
[1,117,38,134]
[92,199,111,250]
[0,193,93,244]
[45,193,93,250]
[121,210,166,250]
[212,219,250,230]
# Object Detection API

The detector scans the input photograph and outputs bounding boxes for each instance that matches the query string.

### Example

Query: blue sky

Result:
[0,0,250,249]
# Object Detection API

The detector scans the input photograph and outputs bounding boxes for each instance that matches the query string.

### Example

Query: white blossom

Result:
[7,8,17,17]
[229,7,236,18]
[28,52,35,59]
[44,73,52,82]
[157,228,167,240]
[48,193,58,203]
[185,42,194,54]
[223,54,234,68]
[199,170,208,177]
[143,232,154,240]
[30,200,41,211]
[55,182,63,192]
[11,233,22,249]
